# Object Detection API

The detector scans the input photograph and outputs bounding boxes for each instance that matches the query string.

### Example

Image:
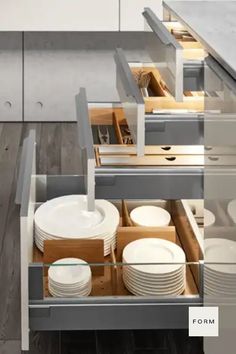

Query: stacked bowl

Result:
[34,195,119,256]
[122,238,186,296]
[205,238,236,297]
[48,258,92,298]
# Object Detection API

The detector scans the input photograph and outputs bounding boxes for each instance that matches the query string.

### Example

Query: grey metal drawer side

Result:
[184,61,204,92]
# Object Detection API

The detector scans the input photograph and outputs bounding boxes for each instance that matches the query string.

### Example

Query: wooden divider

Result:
[43,239,104,276]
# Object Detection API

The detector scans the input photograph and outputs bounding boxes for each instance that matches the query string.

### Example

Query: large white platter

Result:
[34,195,119,238]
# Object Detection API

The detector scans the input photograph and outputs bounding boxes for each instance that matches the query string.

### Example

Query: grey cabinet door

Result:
[23,32,151,122]
[0,33,22,121]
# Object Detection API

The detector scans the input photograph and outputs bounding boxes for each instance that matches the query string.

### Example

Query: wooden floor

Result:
[0,123,204,354]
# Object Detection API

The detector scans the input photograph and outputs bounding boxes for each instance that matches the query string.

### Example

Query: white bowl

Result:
[204,208,215,228]
[130,206,171,227]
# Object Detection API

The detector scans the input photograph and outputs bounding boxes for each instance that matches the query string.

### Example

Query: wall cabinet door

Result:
[0,0,119,31]
[0,33,22,121]
[120,0,163,31]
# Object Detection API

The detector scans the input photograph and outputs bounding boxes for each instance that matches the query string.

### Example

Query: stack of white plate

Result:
[122,238,186,296]
[205,238,236,296]
[34,195,119,256]
[48,258,92,298]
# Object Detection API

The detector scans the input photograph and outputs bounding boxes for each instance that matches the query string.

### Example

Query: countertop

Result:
[164,1,236,80]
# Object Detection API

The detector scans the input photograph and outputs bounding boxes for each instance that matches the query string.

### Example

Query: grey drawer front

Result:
[145,114,204,145]
[46,173,203,200]
[29,302,201,331]
[143,8,184,101]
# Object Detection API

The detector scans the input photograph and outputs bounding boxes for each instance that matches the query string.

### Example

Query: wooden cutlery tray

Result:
[32,199,202,299]
[130,66,204,113]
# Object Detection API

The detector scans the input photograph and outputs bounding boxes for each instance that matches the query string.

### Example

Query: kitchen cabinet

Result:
[17,130,204,351]
[120,0,163,31]
[0,33,22,121]
[0,0,119,31]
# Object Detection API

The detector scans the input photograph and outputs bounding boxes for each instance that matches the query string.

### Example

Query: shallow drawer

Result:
[76,89,204,200]
[114,49,204,154]
[142,8,205,101]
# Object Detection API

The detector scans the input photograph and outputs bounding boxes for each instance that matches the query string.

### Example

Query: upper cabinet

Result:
[0,0,119,31]
[120,0,163,31]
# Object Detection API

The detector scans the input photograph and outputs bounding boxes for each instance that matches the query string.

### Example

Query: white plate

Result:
[35,228,117,255]
[204,285,236,296]
[48,280,92,293]
[227,199,236,224]
[35,224,118,240]
[130,206,171,227]
[204,209,215,227]
[123,265,185,283]
[49,285,91,298]
[49,277,91,289]
[123,238,185,275]
[48,258,91,285]
[123,277,185,296]
[123,277,185,295]
[35,195,119,238]
[205,278,236,291]
[122,263,185,280]
[204,269,236,282]
[123,271,185,291]
[205,238,236,274]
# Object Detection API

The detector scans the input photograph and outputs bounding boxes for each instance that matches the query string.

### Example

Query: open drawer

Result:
[140,8,205,101]
[76,88,204,201]
[114,48,204,149]
[16,131,204,351]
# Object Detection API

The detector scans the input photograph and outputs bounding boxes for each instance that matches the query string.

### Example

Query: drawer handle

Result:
[208,156,219,161]
[4,101,12,109]
[161,146,171,151]
[165,157,176,162]
[205,146,213,151]
[36,101,43,109]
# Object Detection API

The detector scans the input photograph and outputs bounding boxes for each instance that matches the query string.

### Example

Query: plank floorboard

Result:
[61,123,82,174]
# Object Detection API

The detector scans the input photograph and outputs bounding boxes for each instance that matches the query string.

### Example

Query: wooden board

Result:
[43,239,104,276]
[116,228,177,262]
[89,108,125,125]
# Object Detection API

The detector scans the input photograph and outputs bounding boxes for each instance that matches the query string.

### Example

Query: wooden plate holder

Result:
[43,239,105,276]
